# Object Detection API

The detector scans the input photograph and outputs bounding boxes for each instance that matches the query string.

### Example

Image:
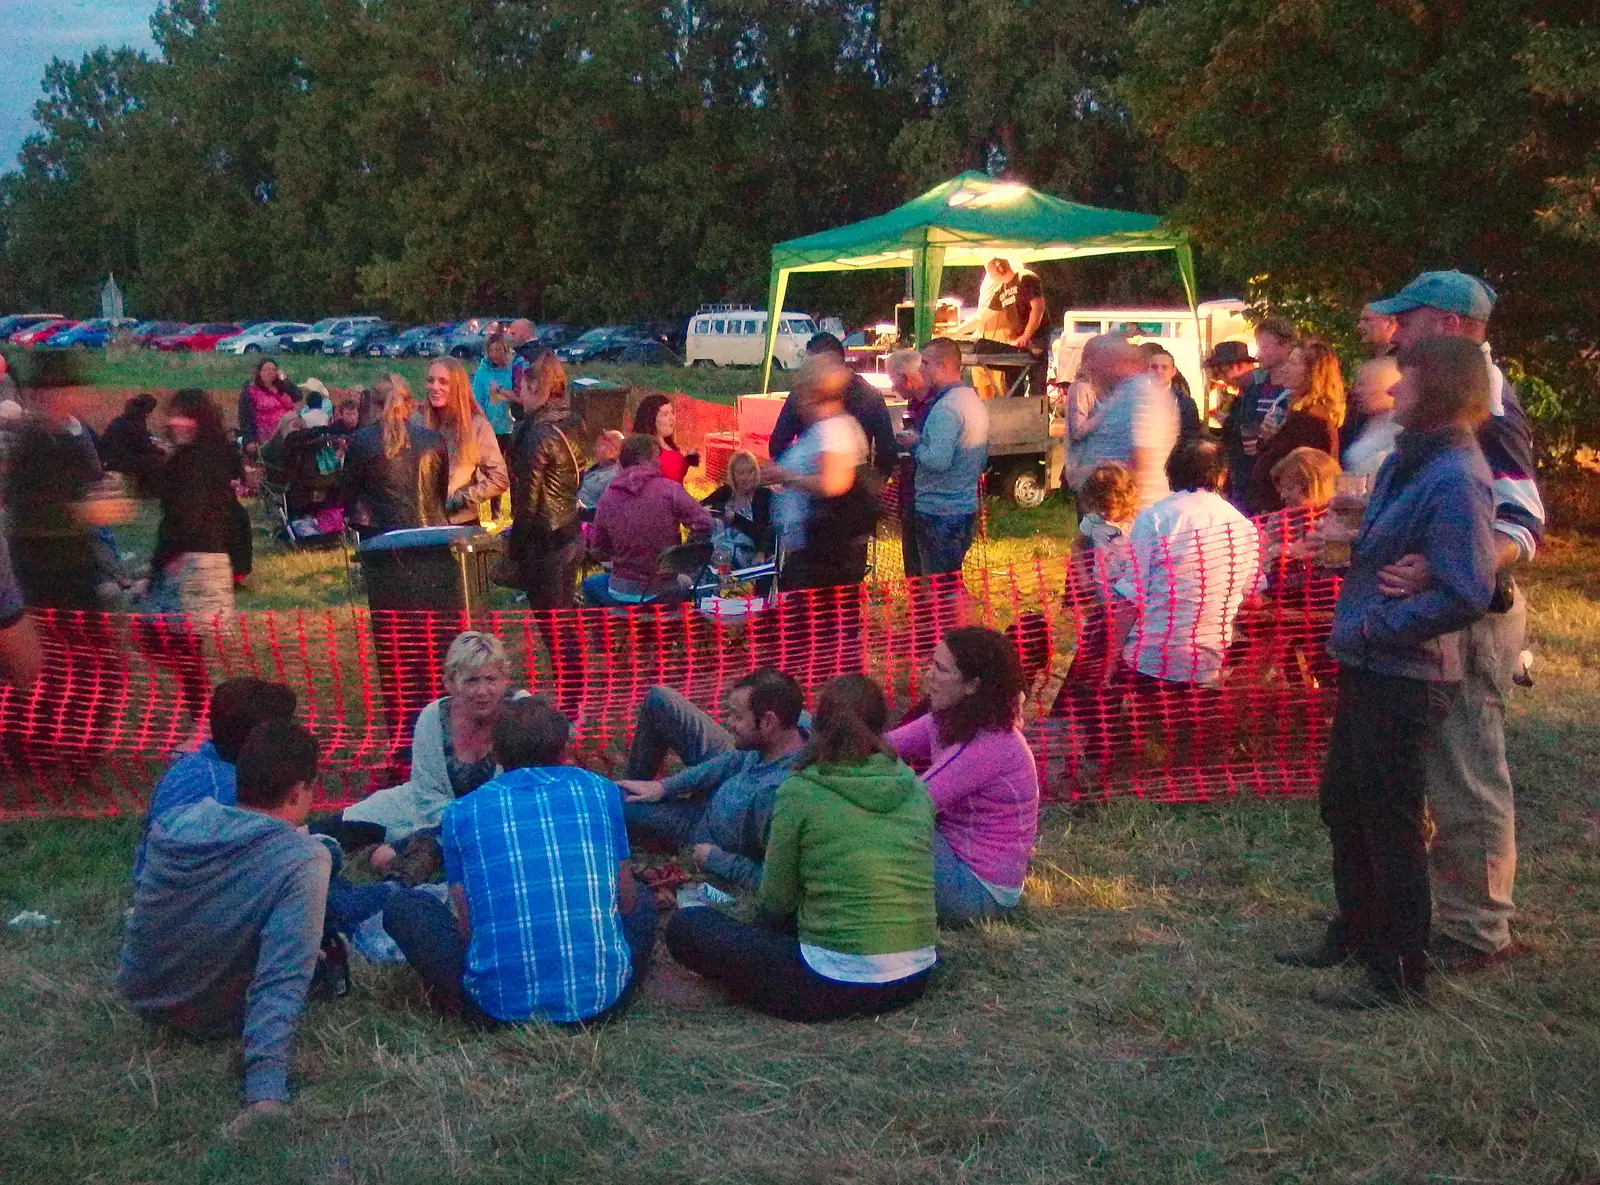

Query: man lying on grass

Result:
[381,696,656,1027]
[119,720,329,1134]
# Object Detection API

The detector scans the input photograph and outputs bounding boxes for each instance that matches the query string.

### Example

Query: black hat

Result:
[1203,340,1255,368]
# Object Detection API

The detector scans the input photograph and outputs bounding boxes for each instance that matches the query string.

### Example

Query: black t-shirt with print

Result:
[987,272,1047,347]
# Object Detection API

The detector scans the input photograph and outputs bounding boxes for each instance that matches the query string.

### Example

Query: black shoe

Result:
[1274,939,1358,968]
[1428,934,1508,974]
[1313,980,1427,1011]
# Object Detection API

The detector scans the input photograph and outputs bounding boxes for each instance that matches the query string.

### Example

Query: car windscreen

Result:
[574,329,613,344]
[309,318,340,331]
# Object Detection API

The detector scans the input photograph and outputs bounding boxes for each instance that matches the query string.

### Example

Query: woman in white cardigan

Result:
[337,631,530,849]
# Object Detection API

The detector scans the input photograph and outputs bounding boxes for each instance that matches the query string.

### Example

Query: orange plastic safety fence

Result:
[0,508,1339,818]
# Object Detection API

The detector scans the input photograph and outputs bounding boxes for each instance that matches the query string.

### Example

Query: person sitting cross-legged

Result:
[616,671,807,888]
[132,677,298,881]
[664,674,938,1022]
[887,627,1039,924]
[119,721,331,1135]
[382,697,656,1028]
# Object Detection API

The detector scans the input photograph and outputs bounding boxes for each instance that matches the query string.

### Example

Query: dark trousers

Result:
[1320,666,1450,991]
[775,542,868,681]
[383,885,657,1027]
[517,529,583,711]
[665,907,931,1022]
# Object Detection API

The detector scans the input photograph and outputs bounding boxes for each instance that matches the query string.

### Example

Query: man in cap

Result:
[1366,269,1544,971]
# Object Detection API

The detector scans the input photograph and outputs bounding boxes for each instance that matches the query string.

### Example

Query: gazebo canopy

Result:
[762,171,1196,390]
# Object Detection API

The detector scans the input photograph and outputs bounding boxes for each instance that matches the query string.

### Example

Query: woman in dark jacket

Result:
[340,375,449,537]
[701,448,773,566]
[141,389,246,717]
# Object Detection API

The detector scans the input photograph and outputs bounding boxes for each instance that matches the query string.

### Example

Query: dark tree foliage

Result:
[1123,0,1600,452]
[0,0,1161,329]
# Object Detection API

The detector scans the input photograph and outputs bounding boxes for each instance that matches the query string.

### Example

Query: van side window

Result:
[777,321,791,336]
[694,319,708,334]
[744,320,758,334]
[712,320,725,334]
[1073,321,1103,334]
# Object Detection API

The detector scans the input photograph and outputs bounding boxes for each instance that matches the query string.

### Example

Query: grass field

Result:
[2,525,1597,1178]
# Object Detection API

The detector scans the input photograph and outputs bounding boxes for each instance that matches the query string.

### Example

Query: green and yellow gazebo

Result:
[761,171,1196,390]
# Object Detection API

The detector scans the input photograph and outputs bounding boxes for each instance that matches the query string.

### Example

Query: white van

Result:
[684,306,817,370]
[1051,299,1254,420]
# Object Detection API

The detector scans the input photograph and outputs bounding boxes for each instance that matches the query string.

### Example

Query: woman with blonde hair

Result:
[425,357,509,525]
[1249,338,1345,513]
[701,448,773,565]
[340,373,449,536]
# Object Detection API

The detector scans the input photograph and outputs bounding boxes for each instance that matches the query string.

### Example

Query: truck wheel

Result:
[1002,462,1049,509]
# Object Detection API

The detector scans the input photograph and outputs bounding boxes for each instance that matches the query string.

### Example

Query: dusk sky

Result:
[0,0,156,171]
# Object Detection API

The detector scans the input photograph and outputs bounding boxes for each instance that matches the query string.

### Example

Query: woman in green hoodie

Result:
[664,674,938,1021]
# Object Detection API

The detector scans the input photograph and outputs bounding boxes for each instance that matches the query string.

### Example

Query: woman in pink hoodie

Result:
[585,434,713,605]
[888,625,1039,922]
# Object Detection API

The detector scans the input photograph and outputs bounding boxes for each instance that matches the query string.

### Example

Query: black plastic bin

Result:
[358,526,505,770]
[358,525,502,614]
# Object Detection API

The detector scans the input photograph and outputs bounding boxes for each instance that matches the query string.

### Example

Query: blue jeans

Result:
[933,830,1013,924]
[383,886,657,1027]
[913,511,976,577]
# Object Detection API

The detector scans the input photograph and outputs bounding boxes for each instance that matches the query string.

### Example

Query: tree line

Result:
[0,0,1594,446]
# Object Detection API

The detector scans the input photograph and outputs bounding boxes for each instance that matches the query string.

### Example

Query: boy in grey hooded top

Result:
[119,721,329,1110]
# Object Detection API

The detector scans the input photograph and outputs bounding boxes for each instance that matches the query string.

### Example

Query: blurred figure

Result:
[1342,356,1403,477]
[1065,334,1179,510]
[98,393,165,496]
[768,333,898,479]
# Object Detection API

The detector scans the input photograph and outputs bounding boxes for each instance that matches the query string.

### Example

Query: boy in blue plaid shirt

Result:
[383,697,655,1026]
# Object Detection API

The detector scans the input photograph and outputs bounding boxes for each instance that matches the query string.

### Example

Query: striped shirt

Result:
[441,767,632,1024]
[1480,345,1545,562]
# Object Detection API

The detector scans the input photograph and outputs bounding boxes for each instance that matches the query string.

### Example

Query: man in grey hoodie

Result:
[119,720,330,1132]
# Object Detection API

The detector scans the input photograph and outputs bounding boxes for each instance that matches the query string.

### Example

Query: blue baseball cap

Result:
[1369,270,1497,320]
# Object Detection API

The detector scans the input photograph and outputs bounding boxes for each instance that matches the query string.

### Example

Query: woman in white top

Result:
[1342,356,1404,477]
[763,354,870,591]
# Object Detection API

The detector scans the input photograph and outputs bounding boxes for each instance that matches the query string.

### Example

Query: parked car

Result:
[555,325,668,364]
[375,322,452,359]
[0,313,65,339]
[150,323,243,352]
[215,321,311,353]
[128,320,187,348]
[50,318,139,348]
[282,315,385,355]
[326,320,392,356]
[427,315,522,360]
[11,319,79,346]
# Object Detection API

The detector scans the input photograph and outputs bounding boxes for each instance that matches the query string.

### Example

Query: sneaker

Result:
[1313,980,1427,1011]
[1428,934,1509,974]
[1274,939,1359,968]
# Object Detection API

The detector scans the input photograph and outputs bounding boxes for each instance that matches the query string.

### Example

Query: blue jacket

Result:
[914,382,989,516]
[1328,426,1496,682]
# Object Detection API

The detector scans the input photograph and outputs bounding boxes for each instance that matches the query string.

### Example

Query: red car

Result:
[150,322,244,352]
[9,318,76,346]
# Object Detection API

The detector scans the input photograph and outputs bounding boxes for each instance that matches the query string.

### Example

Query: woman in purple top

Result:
[887,626,1040,922]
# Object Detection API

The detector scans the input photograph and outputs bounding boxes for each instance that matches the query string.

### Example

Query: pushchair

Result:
[259,427,350,549]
